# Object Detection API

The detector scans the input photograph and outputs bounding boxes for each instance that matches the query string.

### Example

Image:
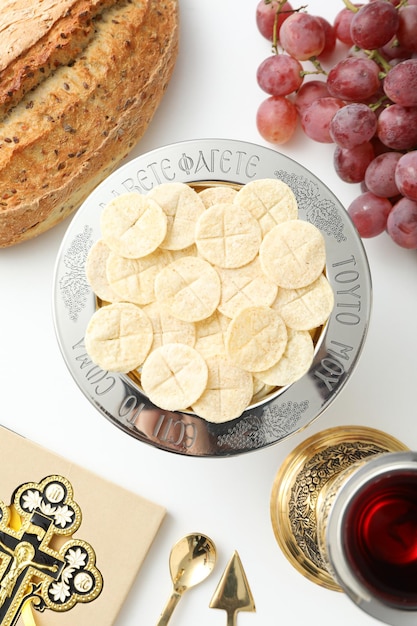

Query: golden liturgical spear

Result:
[209,551,255,625]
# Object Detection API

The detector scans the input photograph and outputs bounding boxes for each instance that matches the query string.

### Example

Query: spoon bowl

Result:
[156,533,217,625]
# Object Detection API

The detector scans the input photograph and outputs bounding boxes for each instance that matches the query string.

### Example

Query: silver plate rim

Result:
[52,138,372,457]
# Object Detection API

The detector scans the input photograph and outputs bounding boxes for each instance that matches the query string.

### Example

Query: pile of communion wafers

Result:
[84,179,334,423]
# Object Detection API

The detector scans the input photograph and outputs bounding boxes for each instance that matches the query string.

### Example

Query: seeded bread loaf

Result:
[0,0,179,247]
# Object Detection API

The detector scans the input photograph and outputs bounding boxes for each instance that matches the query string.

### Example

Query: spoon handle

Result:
[155,590,182,626]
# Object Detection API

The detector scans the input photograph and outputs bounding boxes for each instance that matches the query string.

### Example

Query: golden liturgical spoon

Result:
[209,551,256,625]
[156,533,217,625]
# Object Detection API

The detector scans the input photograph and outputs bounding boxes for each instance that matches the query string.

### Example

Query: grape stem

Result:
[364,48,393,75]
[341,0,360,12]
[367,95,391,112]
[301,57,327,77]
[269,1,308,54]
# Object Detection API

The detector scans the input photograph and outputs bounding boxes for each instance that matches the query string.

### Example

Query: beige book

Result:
[0,426,165,626]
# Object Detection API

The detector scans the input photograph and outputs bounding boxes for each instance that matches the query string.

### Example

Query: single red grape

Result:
[294,80,330,113]
[327,57,381,101]
[377,104,417,150]
[347,191,392,237]
[383,59,417,107]
[365,152,402,198]
[256,0,294,41]
[300,97,345,143]
[369,0,401,5]
[334,141,375,183]
[387,197,417,248]
[279,12,325,61]
[256,95,298,144]
[350,1,399,50]
[329,103,377,148]
[395,151,417,202]
[334,6,364,45]
[315,16,337,58]
[257,54,303,96]
[396,6,417,53]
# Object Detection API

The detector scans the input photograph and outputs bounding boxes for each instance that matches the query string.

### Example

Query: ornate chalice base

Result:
[270,426,408,591]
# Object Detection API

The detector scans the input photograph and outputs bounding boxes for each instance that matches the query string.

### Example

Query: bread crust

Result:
[0,0,179,247]
[0,0,119,119]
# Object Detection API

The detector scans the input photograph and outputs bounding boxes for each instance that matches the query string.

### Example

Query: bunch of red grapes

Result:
[255,0,417,249]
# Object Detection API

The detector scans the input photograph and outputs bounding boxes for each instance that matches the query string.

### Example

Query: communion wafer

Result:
[272,274,335,330]
[195,202,262,268]
[140,343,208,411]
[84,302,153,373]
[191,356,254,423]
[194,310,230,359]
[198,185,238,208]
[226,306,288,372]
[106,248,172,305]
[235,178,298,236]
[100,193,167,259]
[154,255,221,322]
[143,301,196,351]
[217,257,278,319]
[260,220,326,289]
[85,239,121,303]
[148,182,205,250]
[254,329,314,387]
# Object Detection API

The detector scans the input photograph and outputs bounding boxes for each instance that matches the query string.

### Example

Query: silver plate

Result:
[53,139,372,457]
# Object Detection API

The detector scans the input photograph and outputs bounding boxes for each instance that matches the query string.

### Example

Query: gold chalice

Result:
[271,425,417,625]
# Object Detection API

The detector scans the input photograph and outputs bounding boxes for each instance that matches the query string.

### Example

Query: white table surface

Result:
[1,1,417,624]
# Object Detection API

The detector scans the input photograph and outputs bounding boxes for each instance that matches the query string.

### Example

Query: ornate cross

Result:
[0,475,102,626]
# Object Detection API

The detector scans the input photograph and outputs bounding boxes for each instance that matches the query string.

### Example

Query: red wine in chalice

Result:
[271,427,417,625]
[344,471,417,607]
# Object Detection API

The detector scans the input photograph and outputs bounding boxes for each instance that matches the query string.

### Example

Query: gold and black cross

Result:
[0,475,102,626]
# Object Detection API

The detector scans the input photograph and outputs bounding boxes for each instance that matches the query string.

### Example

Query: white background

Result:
[1,1,417,624]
